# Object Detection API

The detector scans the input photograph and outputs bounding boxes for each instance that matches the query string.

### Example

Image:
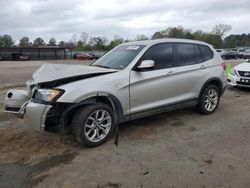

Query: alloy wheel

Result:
[204,88,219,112]
[84,109,112,143]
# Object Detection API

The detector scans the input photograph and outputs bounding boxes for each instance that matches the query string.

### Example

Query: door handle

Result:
[200,65,206,69]
[166,71,175,76]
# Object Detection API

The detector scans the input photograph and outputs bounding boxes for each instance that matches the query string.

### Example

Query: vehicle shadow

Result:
[118,107,198,141]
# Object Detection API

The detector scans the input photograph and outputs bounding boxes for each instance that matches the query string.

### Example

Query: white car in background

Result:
[227,61,250,88]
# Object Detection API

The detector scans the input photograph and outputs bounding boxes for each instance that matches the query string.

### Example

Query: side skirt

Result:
[124,99,198,122]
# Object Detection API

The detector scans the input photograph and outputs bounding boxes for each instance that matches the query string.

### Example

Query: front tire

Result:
[198,85,220,114]
[71,103,115,147]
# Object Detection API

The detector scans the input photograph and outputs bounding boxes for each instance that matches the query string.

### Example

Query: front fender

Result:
[59,93,126,132]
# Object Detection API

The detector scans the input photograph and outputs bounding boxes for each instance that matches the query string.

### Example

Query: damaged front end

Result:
[3,80,54,131]
[3,81,69,132]
[4,63,117,132]
[4,80,34,118]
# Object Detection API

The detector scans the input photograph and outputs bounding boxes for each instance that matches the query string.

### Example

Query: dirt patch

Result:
[96,182,123,188]
[171,121,186,127]
[125,126,157,140]
[27,150,78,187]
[0,150,78,188]
[0,119,80,164]
[0,163,28,188]
[0,103,80,187]
[118,114,172,141]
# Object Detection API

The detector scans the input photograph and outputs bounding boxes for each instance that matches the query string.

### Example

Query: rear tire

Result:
[197,85,220,114]
[71,103,115,147]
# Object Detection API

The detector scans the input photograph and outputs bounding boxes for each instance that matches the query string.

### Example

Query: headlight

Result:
[34,89,63,102]
[230,69,236,76]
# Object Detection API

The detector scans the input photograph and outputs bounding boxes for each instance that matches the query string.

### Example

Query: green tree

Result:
[185,31,195,39]
[76,40,84,49]
[58,41,65,47]
[193,30,222,48]
[89,37,108,50]
[152,31,165,39]
[48,38,57,46]
[0,34,14,47]
[65,41,75,48]
[19,36,31,47]
[165,26,186,38]
[205,34,222,48]
[136,34,149,41]
[33,37,45,47]
[151,26,193,39]
[223,33,250,48]
[108,35,123,49]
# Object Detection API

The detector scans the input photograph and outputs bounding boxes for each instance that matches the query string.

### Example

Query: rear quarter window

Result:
[199,45,214,61]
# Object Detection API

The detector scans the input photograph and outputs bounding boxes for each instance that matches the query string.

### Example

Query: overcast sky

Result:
[0,0,250,43]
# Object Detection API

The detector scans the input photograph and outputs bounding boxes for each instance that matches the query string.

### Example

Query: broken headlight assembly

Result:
[33,89,64,103]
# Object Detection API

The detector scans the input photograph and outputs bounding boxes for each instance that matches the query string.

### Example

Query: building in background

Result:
[0,46,72,60]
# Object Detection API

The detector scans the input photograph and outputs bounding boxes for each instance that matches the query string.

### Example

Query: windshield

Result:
[91,45,145,69]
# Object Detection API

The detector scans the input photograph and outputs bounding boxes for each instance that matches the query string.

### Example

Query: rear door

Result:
[174,43,214,102]
[174,43,205,101]
[129,43,177,114]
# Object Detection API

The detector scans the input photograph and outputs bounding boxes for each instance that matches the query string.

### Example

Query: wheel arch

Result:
[60,93,124,131]
[199,78,223,98]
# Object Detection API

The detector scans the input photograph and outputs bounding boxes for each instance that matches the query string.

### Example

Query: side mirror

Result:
[137,60,155,70]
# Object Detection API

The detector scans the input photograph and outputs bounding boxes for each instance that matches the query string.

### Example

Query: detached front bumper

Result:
[26,102,52,131]
[4,88,52,131]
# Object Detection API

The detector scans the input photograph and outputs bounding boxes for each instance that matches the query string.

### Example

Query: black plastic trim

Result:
[199,78,224,97]
[130,98,198,121]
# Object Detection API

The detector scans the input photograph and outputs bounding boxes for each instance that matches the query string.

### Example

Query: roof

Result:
[120,38,210,47]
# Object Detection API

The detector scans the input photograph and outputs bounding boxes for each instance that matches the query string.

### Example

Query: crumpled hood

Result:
[234,62,250,72]
[32,63,118,84]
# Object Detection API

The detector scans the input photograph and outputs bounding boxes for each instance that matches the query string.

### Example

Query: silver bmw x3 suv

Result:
[4,39,227,147]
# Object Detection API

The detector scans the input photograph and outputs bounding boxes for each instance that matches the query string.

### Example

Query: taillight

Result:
[221,62,226,70]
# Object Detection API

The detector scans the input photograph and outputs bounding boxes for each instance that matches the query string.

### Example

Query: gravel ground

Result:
[1,59,250,188]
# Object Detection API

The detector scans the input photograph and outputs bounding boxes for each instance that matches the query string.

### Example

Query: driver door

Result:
[129,43,177,115]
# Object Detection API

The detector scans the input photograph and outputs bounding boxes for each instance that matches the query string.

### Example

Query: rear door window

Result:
[176,43,196,66]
